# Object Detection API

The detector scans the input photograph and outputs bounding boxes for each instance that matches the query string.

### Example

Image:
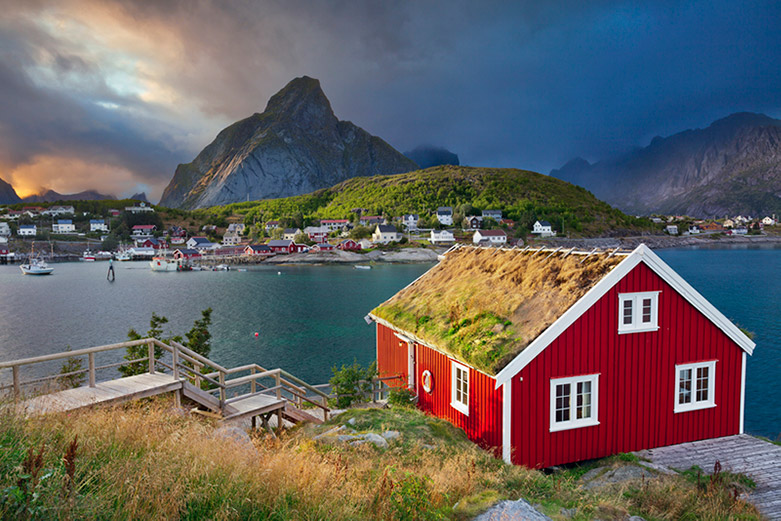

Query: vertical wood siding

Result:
[376,323,407,388]
[511,262,743,468]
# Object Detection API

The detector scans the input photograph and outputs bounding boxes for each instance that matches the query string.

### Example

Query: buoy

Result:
[277,271,281,275]
[254,332,259,337]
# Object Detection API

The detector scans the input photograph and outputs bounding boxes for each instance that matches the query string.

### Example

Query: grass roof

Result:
[371,246,626,375]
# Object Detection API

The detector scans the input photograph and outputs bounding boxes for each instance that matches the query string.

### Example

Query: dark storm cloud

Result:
[0,0,779,198]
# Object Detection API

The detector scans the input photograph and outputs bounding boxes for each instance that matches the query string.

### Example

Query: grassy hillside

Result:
[194,166,652,237]
[0,398,759,520]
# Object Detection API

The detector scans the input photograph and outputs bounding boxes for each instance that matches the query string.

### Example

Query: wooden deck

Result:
[19,373,183,415]
[637,434,781,519]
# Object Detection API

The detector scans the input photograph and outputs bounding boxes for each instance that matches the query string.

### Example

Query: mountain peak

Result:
[263,76,335,125]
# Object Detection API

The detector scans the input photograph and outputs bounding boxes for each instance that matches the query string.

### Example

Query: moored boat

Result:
[20,243,53,275]
[81,250,96,262]
[149,256,179,272]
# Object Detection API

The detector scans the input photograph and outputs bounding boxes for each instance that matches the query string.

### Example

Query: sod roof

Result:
[371,246,626,376]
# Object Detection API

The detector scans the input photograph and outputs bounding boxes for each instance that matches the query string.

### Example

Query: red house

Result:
[311,242,335,252]
[244,244,273,256]
[369,244,754,468]
[268,239,294,254]
[173,248,201,260]
[142,237,167,250]
[337,239,361,251]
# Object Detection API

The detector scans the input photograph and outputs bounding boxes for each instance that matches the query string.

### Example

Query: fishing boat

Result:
[354,265,372,270]
[81,250,96,262]
[20,243,54,275]
[149,255,179,272]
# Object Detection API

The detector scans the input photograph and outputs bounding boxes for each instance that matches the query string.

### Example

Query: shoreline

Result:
[533,233,781,250]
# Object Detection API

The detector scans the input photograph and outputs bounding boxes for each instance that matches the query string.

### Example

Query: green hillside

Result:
[195,165,652,236]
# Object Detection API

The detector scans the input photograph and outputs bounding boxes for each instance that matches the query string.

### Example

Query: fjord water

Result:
[0,246,778,439]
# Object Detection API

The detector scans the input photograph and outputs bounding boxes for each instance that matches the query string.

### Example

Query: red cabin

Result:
[172,248,201,260]
[369,244,754,468]
[311,243,335,252]
[244,244,273,256]
[338,239,361,251]
[268,239,294,254]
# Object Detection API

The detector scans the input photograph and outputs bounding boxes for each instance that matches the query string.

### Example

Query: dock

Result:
[637,434,781,519]
[1,338,330,434]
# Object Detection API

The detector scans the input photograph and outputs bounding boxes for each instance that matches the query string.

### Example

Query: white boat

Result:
[213,264,230,271]
[21,243,54,275]
[355,265,372,270]
[149,256,179,272]
[81,250,96,262]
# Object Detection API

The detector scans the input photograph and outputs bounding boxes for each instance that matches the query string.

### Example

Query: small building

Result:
[761,216,776,226]
[293,243,309,253]
[44,205,75,216]
[482,210,502,222]
[532,220,555,237]
[473,229,507,245]
[23,206,45,217]
[372,224,401,244]
[402,214,419,230]
[18,224,36,236]
[731,227,748,235]
[430,229,455,244]
[244,244,273,257]
[265,220,281,232]
[132,224,156,238]
[369,245,754,468]
[466,216,483,229]
[436,207,453,226]
[700,222,724,232]
[722,219,735,229]
[0,222,11,236]
[650,217,664,224]
[7,210,23,220]
[688,225,700,235]
[125,203,154,213]
[187,236,212,249]
[90,219,108,232]
[202,224,217,232]
[666,225,679,235]
[142,237,167,250]
[171,236,186,245]
[109,209,121,217]
[320,219,350,232]
[304,226,329,243]
[499,219,516,229]
[337,238,361,251]
[173,248,201,260]
[359,216,384,227]
[268,239,295,254]
[214,245,245,257]
[311,242,335,252]
[222,233,243,246]
[283,228,302,241]
[52,219,75,234]
[227,223,246,234]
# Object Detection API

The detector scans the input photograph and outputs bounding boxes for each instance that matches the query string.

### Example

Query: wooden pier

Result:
[637,434,781,519]
[1,338,330,434]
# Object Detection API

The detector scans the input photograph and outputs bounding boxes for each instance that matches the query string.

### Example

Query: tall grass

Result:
[0,398,761,520]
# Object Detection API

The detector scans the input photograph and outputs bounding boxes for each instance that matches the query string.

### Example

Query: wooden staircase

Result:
[1,338,330,433]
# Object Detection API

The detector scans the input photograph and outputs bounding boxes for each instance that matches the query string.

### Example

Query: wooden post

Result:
[88,353,96,388]
[275,371,281,400]
[12,366,20,401]
[322,396,329,421]
[147,341,155,374]
[218,370,226,414]
[250,367,256,395]
[172,344,179,380]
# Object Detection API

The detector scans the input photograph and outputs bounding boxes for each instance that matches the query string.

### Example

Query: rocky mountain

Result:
[0,177,21,204]
[130,192,149,203]
[404,146,459,169]
[22,189,115,203]
[160,76,418,209]
[551,112,781,217]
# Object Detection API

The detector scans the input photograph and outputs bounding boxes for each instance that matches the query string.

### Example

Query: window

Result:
[618,292,660,333]
[550,374,599,432]
[451,361,470,415]
[675,361,717,413]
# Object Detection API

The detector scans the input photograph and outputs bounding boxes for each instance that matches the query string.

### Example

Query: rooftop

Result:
[371,245,627,375]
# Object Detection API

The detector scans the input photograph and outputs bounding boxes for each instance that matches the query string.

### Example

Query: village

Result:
[1,201,778,266]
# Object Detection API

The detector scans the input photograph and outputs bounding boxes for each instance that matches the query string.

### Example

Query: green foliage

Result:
[386,469,446,521]
[100,234,119,252]
[184,308,213,358]
[57,346,85,390]
[329,360,377,408]
[387,387,416,408]
[270,227,283,240]
[349,225,373,239]
[120,313,174,377]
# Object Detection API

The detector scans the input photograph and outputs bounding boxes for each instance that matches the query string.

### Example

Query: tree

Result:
[58,346,85,389]
[294,232,310,244]
[101,234,119,251]
[349,225,373,239]
[270,227,284,240]
[329,360,377,408]
[184,308,213,358]
[119,313,178,377]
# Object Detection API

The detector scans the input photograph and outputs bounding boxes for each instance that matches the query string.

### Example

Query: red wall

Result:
[510,262,744,468]
[375,323,503,455]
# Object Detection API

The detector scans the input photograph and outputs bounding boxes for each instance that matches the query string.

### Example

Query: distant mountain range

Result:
[404,146,459,169]
[0,181,116,205]
[159,76,418,209]
[0,177,20,204]
[551,112,781,217]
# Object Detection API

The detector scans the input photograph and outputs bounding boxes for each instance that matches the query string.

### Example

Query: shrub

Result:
[388,387,416,408]
[329,360,377,408]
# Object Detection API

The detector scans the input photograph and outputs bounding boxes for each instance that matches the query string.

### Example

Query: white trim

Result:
[674,360,717,413]
[407,341,415,390]
[502,380,512,464]
[496,244,755,387]
[549,374,600,432]
[740,351,746,434]
[451,360,470,416]
[617,291,660,333]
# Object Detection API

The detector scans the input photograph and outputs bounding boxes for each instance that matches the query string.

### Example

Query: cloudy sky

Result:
[1,0,780,201]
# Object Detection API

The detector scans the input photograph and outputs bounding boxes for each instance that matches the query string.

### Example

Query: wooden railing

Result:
[0,338,331,421]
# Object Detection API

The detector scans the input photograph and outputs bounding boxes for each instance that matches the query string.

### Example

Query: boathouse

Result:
[369,244,755,468]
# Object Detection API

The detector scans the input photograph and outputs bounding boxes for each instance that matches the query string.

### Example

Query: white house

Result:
[222,234,242,246]
[402,214,419,230]
[482,210,502,222]
[131,224,156,239]
[187,236,213,249]
[125,203,154,214]
[732,227,748,235]
[532,220,556,237]
[43,205,75,216]
[666,225,679,235]
[0,235,7,244]
[283,228,302,241]
[320,219,350,232]
[473,229,507,245]
[90,219,108,232]
[722,219,735,229]
[761,216,776,226]
[688,225,700,235]
[430,229,455,244]
[18,224,36,236]
[372,224,401,244]
[0,222,10,237]
[227,223,246,234]
[436,207,453,226]
[52,219,76,233]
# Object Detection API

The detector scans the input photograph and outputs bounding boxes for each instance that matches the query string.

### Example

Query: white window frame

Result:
[450,360,470,416]
[550,374,600,432]
[618,291,660,334]
[675,360,717,413]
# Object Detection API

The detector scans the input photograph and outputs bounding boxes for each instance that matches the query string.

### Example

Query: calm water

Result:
[0,246,778,439]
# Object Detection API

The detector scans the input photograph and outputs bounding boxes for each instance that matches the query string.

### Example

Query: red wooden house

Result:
[142,237,167,250]
[338,239,361,251]
[311,242,335,252]
[268,239,295,254]
[173,248,201,260]
[244,244,273,256]
[369,244,754,468]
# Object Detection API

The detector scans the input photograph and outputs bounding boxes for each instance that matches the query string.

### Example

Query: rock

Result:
[336,434,358,443]
[582,465,655,490]
[347,418,357,426]
[579,466,609,482]
[213,426,255,453]
[313,425,344,440]
[636,460,676,475]
[382,430,400,440]
[560,507,577,518]
[629,516,647,521]
[473,498,552,521]
[361,433,389,449]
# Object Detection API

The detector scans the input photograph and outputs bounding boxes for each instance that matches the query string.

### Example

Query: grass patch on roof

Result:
[372,247,623,374]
